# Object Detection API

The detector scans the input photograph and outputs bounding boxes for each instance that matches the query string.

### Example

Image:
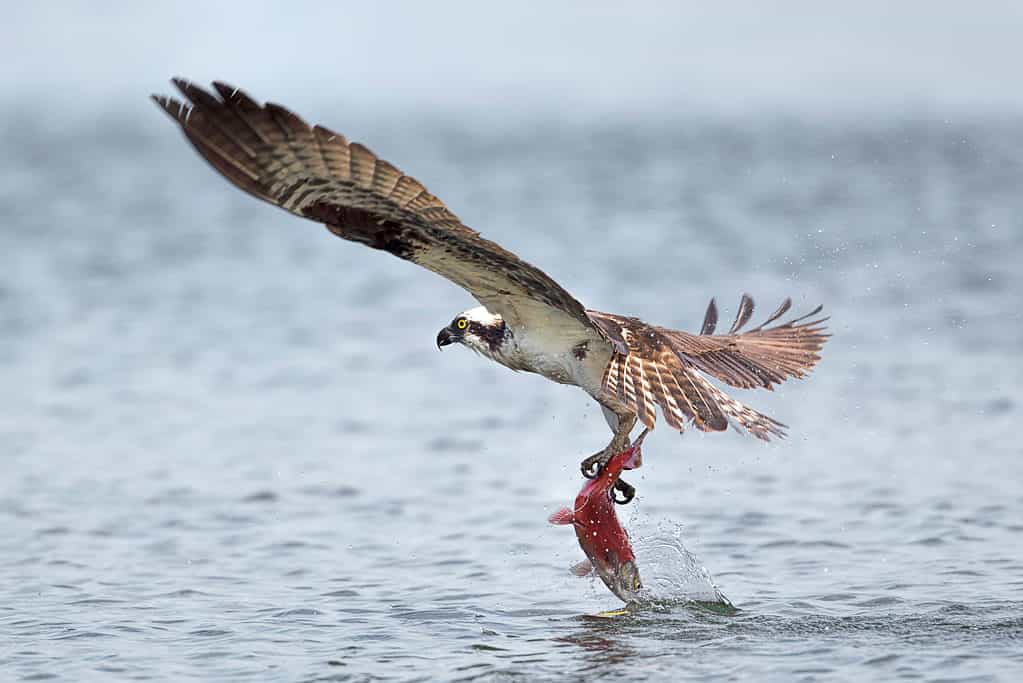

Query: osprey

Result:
[153,80,829,500]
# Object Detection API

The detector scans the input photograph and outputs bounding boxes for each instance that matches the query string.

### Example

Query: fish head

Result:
[592,550,643,603]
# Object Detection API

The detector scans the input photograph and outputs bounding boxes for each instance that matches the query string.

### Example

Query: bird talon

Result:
[580,454,603,479]
[613,478,635,505]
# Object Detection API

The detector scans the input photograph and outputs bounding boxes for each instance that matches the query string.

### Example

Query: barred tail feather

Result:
[690,373,788,441]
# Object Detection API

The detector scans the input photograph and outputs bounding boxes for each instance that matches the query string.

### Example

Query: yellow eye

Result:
[456,318,468,330]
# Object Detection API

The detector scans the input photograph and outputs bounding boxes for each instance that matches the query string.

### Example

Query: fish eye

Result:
[455,318,468,330]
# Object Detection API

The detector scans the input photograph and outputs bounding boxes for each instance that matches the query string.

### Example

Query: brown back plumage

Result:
[589,296,828,440]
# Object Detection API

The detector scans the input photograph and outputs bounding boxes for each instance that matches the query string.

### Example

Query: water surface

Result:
[1,109,1021,680]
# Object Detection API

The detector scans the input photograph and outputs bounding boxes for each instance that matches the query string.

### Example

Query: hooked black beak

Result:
[436,327,455,349]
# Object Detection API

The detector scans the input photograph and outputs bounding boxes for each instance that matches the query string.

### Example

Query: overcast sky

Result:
[3,2,1023,121]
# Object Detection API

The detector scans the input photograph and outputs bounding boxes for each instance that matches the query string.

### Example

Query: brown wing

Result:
[660,295,830,390]
[151,79,609,343]
[589,304,824,441]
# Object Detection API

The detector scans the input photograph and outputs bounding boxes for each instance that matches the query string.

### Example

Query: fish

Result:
[549,430,648,603]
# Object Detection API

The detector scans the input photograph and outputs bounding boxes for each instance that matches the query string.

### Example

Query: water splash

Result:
[629,518,733,610]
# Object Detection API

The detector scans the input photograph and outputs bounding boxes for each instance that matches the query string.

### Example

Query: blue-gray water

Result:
[2,108,1021,681]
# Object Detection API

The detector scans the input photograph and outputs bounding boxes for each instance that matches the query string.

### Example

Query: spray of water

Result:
[628,517,733,610]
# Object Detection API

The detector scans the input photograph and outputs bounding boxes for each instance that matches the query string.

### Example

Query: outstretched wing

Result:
[661,295,829,390]
[151,79,608,343]
[589,297,828,441]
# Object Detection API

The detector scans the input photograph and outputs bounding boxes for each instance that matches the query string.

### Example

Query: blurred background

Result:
[6,2,1023,118]
[2,2,1021,681]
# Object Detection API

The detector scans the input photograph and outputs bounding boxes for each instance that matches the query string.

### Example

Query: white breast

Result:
[504,325,612,397]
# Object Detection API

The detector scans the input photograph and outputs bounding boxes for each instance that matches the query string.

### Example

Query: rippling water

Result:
[2,107,1021,680]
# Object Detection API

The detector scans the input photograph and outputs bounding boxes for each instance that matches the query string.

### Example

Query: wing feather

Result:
[347,143,377,189]
[728,293,755,334]
[621,354,639,411]
[646,359,686,430]
[590,309,820,441]
[153,80,609,343]
[602,353,622,401]
[371,159,404,198]
[613,352,627,404]
[748,297,791,332]
[673,367,729,432]
[312,126,351,180]
[210,81,282,147]
[390,176,427,207]
[661,296,829,390]
[700,297,718,335]
[630,356,657,429]
[265,102,330,179]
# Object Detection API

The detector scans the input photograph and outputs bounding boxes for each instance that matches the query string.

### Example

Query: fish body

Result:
[549,433,646,602]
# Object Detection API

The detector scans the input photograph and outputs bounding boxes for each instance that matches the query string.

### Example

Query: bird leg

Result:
[613,428,649,504]
[581,411,638,478]
[581,414,642,504]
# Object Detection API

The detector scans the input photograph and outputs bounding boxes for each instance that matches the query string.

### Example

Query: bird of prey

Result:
[152,79,829,501]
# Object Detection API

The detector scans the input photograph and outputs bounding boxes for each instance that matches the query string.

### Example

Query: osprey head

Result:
[436,306,508,359]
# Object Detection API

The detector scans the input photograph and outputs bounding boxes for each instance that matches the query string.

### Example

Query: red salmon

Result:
[549,430,648,603]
